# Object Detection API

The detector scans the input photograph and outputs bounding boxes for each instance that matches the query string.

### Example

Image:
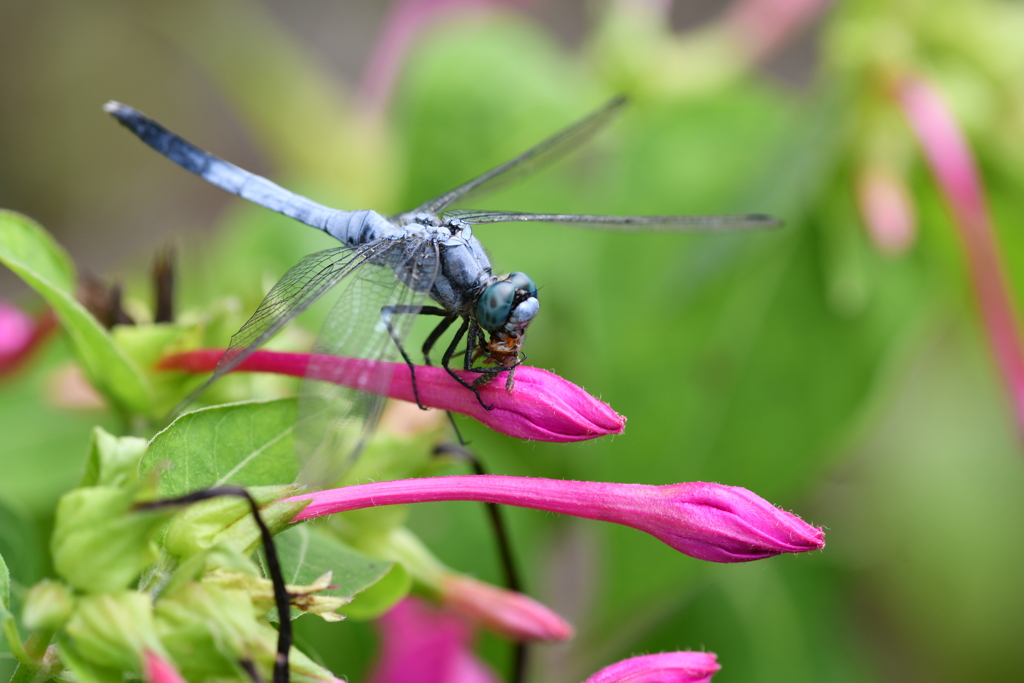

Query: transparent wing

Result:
[408,97,627,216]
[105,101,338,230]
[440,209,783,231]
[296,237,441,488]
[198,242,400,395]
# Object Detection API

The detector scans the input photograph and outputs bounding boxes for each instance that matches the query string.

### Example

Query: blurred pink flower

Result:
[366,597,499,683]
[856,165,917,256]
[897,77,1024,437]
[583,651,720,683]
[723,0,832,63]
[358,0,524,116]
[438,573,573,642]
[285,476,824,563]
[160,349,625,443]
[143,650,187,683]
[0,301,54,377]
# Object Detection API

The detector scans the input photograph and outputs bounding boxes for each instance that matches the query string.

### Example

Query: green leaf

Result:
[0,551,9,614]
[144,398,300,497]
[0,211,151,413]
[0,499,40,596]
[337,562,409,621]
[266,525,398,621]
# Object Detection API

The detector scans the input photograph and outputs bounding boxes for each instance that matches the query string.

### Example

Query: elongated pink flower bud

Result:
[143,650,187,683]
[159,349,625,443]
[285,476,824,563]
[438,573,573,642]
[897,77,1024,438]
[584,652,720,683]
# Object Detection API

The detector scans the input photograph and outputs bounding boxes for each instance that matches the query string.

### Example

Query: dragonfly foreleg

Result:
[441,319,493,411]
[423,314,458,366]
[380,304,448,410]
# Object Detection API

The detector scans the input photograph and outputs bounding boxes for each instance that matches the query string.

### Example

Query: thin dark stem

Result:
[135,486,292,683]
[240,658,267,683]
[432,443,528,683]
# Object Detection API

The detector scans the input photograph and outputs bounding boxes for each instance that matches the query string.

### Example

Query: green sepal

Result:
[161,485,306,560]
[79,428,147,490]
[64,592,165,673]
[21,580,74,631]
[56,634,121,683]
[51,487,171,593]
[154,580,339,683]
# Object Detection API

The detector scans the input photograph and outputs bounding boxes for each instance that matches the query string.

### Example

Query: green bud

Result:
[155,578,341,683]
[162,485,306,559]
[155,581,259,678]
[79,427,147,490]
[22,580,74,631]
[64,592,165,672]
[51,487,171,593]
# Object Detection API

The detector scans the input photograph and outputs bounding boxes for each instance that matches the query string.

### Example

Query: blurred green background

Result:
[3,1,1024,682]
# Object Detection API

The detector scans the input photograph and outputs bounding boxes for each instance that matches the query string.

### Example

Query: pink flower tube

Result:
[284,476,824,563]
[159,349,625,443]
[898,77,1024,437]
[584,652,720,683]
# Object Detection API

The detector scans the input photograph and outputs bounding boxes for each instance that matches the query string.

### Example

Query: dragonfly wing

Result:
[441,210,783,231]
[408,97,627,216]
[296,236,441,488]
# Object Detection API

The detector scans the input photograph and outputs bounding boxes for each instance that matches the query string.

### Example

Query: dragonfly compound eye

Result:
[507,271,538,298]
[476,280,517,332]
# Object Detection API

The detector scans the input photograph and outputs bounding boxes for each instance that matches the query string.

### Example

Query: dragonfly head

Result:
[475,272,539,337]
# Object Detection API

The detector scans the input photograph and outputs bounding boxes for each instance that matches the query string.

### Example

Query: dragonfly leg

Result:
[381,305,448,410]
[442,319,493,410]
[422,314,457,366]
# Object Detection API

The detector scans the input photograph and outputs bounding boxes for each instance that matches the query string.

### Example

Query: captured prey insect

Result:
[106,97,778,478]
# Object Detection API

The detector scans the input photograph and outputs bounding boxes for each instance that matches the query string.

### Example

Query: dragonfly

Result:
[106,97,779,481]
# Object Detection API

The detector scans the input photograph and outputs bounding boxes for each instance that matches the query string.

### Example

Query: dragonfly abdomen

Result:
[324,209,402,247]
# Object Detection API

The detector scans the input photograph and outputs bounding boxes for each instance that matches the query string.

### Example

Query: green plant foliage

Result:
[0,211,151,414]
[0,551,9,613]
[266,525,402,621]
[143,399,300,496]
[79,428,147,490]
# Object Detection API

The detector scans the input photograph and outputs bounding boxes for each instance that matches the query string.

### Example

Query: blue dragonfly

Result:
[106,98,778,481]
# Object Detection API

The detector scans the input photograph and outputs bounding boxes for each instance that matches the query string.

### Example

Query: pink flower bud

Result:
[584,652,721,683]
[856,165,916,255]
[143,650,187,683]
[285,476,824,563]
[366,597,499,683]
[159,350,625,443]
[438,574,573,642]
